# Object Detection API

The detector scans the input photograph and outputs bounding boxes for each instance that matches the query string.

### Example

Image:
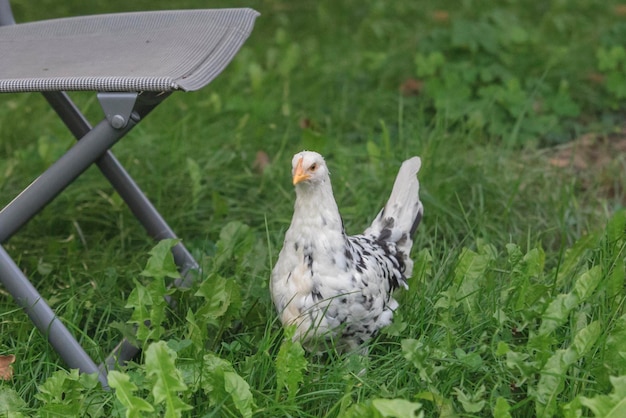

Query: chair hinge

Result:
[97,92,139,129]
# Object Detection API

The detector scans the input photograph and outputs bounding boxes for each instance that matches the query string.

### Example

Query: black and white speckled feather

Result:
[270,151,423,352]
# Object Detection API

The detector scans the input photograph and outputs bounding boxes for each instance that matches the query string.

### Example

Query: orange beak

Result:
[292,157,310,185]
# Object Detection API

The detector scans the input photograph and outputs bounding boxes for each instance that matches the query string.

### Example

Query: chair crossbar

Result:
[43,91,199,275]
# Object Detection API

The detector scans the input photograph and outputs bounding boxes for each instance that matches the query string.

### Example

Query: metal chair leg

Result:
[43,92,199,277]
[0,245,108,387]
[0,117,138,243]
[43,92,200,370]
[0,91,201,386]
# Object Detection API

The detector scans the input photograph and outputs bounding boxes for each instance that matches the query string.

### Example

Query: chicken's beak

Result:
[292,157,310,185]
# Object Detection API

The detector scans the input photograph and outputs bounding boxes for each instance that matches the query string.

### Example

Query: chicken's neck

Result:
[289,179,346,246]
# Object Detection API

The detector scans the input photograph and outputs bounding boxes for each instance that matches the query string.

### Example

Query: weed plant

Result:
[1,0,626,416]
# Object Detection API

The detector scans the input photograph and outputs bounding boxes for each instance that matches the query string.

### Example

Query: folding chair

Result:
[0,1,258,387]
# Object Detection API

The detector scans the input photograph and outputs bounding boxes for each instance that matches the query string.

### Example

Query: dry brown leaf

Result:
[615,4,626,16]
[253,150,271,174]
[0,354,15,380]
[432,10,450,23]
[400,78,424,96]
[299,117,313,129]
[587,72,605,85]
[548,157,571,168]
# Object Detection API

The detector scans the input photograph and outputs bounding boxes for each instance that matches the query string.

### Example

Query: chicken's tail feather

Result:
[364,156,423,276]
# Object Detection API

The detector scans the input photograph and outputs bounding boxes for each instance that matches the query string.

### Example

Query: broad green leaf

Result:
[493,397,512,418]
[402,338,434,383]
[561,396,584,418]
[546,84,581,118]
[523,247,545,279]
[403,339,447,384]
[453,248,493,318]
[184,308,205,354]
[224,371,255,418]
[506,243,523,266]
[415,51,445,77]
[413,249,433,283]
[537,293,578,336]
[606,72,626,99]
[194,273,241,327]
[402,339,424,367]
[581,375,626,417]
[342,402,378,418]
[366,140,381,161]
[605,314,626,376]
[212,190,229,219]
[508,26,529,44]
[570,321,602,359]
[0,388,27,417]
[371,398,423,418]
[454,348,483,371]
[536,267,601,339]
[476,240,498,260]
[194,353,256,417]
[36,404,81,417]
[534,350,568,418]
[78,372,100,391]
[597,46,626,71]
[506,245,545,316]
[573,266,602,302]
[198,352,232,394]
[145,341,192,418]
[454,385,486,413]
[126,276,168,344]
[125,280,153,312]
[166,338,192,354]
[215,221,254,268]
[141,239,181,280]
[415,391,457,417]
[108,370,154,418]
[556,233,598,287]
[36,369,102,417]
[433,288,458,311]
[606,210,626,243]
[534,322,602,417]
[125,280,153,342]
[381,311,407,336]
[276,326,307,399]
[343,398,424,418]
[451,19,498,53]
[606,257,625,301]
[505,349,534,378]
[36,369,81,403]
[495,341,510,356]
[126,240,182,345]
[431,71,473,117]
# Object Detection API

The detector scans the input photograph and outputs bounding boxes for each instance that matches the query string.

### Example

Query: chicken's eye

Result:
[310,163,318,171]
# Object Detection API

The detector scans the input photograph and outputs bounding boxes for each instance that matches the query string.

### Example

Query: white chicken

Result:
[270,151,423,352]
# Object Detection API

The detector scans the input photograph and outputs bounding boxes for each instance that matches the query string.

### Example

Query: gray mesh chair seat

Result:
[0,9,257,92]
[0,2,258,388]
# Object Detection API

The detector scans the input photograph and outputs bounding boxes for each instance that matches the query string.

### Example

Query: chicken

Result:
[270,151,423,352]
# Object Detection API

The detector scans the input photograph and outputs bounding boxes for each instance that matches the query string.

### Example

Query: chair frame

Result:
[0,1,256,388]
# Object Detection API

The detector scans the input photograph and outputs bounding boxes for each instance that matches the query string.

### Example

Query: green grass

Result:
[1,0,626,416]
